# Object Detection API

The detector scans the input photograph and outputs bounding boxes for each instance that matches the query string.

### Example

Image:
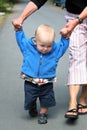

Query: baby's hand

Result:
[14,25,23,31]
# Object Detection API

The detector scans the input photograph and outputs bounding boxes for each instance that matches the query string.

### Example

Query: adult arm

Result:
[12,0,47,29]
[72,6,87,27]
[60,6,87,36]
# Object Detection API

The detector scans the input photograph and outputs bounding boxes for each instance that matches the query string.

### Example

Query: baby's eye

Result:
[48,45,52,48]
[41,45,45,47]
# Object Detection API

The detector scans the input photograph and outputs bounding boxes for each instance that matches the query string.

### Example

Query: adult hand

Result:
[60,27,71,38]
[12,17,23,29]
[60,20,78,37]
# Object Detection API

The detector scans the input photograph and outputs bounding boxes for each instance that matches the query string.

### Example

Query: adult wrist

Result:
[76,17,83,24]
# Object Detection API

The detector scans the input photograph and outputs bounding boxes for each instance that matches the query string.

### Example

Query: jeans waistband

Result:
[20,73,56,85]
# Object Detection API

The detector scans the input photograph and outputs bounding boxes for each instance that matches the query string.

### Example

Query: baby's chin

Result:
[41,51,50,54]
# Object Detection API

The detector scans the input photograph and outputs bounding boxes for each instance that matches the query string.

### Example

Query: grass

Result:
[0,2,13,12]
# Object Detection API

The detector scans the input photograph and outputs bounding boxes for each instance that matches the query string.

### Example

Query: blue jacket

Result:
[16,30,69,78]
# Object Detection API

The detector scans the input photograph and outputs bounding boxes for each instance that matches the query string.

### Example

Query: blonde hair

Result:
[35,24,55,44]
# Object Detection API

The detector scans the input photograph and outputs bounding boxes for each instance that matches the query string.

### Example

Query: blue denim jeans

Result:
[24,81,56,110]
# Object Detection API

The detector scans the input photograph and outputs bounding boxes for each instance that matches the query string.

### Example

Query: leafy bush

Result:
[0,0,18,3]
[0,0,17,12]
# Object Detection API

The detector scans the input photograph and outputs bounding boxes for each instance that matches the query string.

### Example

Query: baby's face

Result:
[36,41,53,54]
[34,25,55,54]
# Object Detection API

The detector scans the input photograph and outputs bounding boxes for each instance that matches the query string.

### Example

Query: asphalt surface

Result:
[0,2,87,130]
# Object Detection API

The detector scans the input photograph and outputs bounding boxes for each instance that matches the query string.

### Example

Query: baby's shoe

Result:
[38,113,48,124]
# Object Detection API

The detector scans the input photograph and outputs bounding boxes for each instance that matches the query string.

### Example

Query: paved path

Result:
[0,2,87,130]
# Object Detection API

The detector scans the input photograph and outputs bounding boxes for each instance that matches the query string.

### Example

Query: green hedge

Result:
[0,0,54,12]
[0,0,19,12]
[0,0,18,3]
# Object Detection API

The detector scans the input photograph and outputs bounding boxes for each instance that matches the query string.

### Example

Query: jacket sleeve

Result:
[31,0,47,9]
[15,30,28,54]
[56,36,69,58]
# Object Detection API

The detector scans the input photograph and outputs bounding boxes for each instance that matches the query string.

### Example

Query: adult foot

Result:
[77,104,87,115]
[65,108,78,119]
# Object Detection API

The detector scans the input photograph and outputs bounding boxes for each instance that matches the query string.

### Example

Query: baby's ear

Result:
[34,38,37,45]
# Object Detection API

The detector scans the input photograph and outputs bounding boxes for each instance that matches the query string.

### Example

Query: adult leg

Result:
[65,85,80,118]
[78,85,87,114]
[68,85,80,109]
[65,13,87,118]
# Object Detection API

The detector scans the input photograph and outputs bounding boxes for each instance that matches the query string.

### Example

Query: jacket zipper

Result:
[38,54,42,77]
[40,54,42,65]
